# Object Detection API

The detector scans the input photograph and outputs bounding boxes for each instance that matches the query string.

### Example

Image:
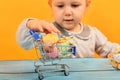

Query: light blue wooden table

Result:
[0,58,120,80]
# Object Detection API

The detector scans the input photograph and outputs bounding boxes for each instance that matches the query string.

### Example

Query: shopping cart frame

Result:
[29,30,76,80]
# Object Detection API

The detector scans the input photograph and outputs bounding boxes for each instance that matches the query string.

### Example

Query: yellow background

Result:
[1,0,120,60]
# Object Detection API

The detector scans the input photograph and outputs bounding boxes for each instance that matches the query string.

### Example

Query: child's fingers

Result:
[40,21,60,34]
[27,19,60,34]
[27,19,44,32]
[37,25,44,32]
[49,23,61,34]
[42,24,53,33]
[39,20,53,33]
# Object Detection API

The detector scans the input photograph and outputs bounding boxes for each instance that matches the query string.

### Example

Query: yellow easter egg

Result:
[42,33,59,45]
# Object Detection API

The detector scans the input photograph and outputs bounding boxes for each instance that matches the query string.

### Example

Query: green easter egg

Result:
[58,41,71,58]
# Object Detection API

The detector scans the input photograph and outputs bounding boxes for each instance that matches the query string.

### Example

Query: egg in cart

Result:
[29,30,76,80]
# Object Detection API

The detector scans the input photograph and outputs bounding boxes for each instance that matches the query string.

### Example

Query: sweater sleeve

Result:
[16,18,35,50]
[94,27,120,57]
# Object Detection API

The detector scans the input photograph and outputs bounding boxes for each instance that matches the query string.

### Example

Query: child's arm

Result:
[94,27,120,58]
[16,18,60,50]
[16,18,35,50]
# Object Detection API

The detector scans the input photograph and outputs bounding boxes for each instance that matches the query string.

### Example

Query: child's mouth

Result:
[64,19,73,23]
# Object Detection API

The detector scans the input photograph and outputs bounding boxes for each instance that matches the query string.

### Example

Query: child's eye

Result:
[57,5,64,8]
[71,4,80,8]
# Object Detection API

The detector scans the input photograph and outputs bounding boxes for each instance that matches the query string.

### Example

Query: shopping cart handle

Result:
[29,30,40,40]
[29,29,35,35]
[72,46,76,56]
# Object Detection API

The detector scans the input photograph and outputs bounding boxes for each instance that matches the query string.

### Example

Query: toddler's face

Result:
[50,0,90,31]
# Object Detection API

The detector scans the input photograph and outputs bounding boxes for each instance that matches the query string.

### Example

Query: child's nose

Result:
[64,7,72,16]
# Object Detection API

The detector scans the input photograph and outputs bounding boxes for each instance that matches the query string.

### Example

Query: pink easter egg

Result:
[46,47,58,58]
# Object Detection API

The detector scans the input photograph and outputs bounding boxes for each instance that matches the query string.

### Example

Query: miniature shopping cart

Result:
[29,30,76,80]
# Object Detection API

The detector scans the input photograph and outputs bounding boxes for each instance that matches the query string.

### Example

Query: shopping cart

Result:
[29,30,76,80]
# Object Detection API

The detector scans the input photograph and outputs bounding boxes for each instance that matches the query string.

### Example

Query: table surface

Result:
[0,58,120,80]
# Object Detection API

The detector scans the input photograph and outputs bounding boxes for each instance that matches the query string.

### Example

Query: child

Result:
[16,0,120,58]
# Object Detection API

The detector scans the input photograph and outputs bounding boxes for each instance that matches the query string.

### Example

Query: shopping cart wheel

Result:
[35,69,37,73]
[64,69,69,76]
[64,66,69,76]
[34,65,39,73]
[38,74,44,80]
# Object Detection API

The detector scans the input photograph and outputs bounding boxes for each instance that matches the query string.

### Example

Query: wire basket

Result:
[38,44,76,61]
[108,52,120,70]
[29,30,76,80]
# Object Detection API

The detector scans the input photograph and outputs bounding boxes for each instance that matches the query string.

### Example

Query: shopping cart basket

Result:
[29,30,76,80]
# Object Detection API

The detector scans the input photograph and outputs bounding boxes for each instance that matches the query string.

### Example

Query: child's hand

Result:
[26,19,60,34]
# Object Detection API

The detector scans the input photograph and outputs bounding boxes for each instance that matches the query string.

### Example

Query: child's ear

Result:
[86,0,91,7]
[48,0,52,7]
